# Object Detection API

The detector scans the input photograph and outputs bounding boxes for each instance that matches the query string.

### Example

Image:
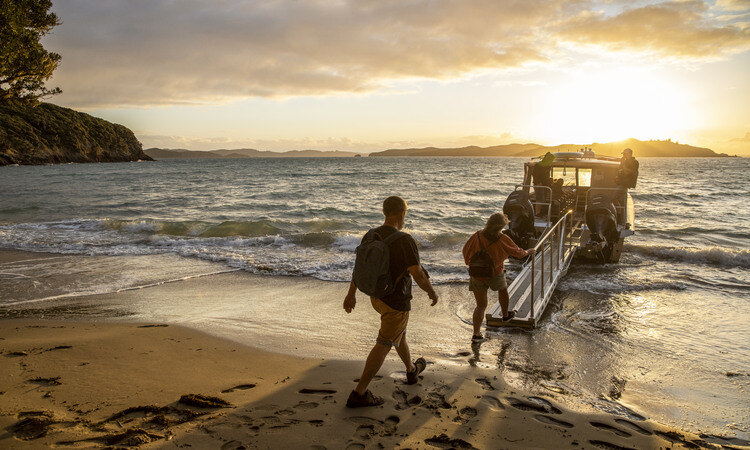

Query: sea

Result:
[1,157,748,440]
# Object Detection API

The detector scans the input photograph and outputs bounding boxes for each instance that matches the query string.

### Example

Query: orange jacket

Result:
[462,232,529,275]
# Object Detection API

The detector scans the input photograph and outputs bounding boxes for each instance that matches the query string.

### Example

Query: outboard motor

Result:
[584,193,619,262]
[503,190,536,249]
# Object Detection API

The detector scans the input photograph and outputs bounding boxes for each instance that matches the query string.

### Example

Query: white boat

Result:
[486,150,636,328]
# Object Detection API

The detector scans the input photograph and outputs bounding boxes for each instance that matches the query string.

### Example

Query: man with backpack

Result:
[463,213,535,342]
[343,196,439,408]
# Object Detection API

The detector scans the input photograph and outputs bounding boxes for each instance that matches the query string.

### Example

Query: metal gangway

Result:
[486,211,579,328]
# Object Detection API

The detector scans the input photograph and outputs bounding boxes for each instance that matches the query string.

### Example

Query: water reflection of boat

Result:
[487,151,636,328]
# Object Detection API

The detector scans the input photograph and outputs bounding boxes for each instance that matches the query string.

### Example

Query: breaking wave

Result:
[626,244,750,269]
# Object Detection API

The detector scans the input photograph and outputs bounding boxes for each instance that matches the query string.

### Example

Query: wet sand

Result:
[1,319,738,449]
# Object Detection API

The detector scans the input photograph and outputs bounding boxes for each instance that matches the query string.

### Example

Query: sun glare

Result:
[538,70,697,144]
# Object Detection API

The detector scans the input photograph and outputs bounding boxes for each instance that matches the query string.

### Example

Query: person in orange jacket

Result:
[462,213,535,342]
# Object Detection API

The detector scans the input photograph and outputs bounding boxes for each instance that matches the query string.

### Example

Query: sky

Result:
[43,0,750,154]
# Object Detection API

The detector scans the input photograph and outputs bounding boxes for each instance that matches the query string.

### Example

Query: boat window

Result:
[578,168,592,187]
[552,167,576,186]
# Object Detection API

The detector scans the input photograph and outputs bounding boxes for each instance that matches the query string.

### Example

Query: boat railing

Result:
[514,184,551,225]
[527,210,575,320]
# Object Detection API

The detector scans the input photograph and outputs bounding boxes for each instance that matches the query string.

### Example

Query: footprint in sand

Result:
[294,401,319,410]
[453,407,478,424]
[345,444,365,450]
[220,440,246,450]
[507,396,561,415]
[299,389,337,395]
[425,433,477,449]
[613,419,652,436]
[347,415,400,438]
[455,351,471,357]
[221,384,256,393]
[481,395,505,411]
[392,389,422,410]
[27,377,62,386]
[354,424,374,440]
[588,440,636,450]
[308,419,325,427]
[534,414,574,428]
[589,421,632,437]
[474,377,495,390]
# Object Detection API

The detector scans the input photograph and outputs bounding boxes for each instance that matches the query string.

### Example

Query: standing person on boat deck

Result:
[532,152,555,214]
[343,196,439,408]
[617,148,639,189]
[462,213,535,342]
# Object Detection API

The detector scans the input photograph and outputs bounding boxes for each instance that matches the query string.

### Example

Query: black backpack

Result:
[353,229,407,298]
[468,232,496,278]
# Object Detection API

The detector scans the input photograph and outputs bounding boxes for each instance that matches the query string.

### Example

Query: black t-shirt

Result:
[367,225,421,311]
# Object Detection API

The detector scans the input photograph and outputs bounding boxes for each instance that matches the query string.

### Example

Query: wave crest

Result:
[626,244,750,268]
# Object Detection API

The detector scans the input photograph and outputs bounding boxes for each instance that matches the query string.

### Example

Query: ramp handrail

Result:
[528,210,574,319]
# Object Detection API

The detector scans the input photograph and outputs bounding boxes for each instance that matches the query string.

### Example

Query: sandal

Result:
[471,334,487,342]
[406,357,426,385]
[502,310,516,322]
[346,389,384,408]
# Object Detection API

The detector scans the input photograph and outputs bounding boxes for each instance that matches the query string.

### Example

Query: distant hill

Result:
[0,101,152,166]
[145,148,359,159]
[369,139,727,158]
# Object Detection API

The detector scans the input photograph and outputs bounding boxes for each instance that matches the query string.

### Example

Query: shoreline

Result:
[2,318,741,449]
[2,248,749,447]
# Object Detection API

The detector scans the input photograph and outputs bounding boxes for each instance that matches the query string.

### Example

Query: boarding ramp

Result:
[486,211,578,328]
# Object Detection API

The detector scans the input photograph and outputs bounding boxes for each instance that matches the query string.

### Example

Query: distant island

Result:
[146,138,730,160]
[0,101,152,166]
[368,139,729,158]
[145,148,360,159]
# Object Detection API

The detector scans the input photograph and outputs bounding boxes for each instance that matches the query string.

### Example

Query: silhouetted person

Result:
[617,148,639,188]
[533,152,555,214]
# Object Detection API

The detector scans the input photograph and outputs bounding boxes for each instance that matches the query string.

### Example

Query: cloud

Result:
[559,1,750,59]
[45,0,750,107]
[715,0,750,12]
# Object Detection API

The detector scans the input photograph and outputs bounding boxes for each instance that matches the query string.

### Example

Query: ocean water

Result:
[1,157,749,438]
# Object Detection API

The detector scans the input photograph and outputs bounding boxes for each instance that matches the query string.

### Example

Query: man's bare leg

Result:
[395,335,416,374]
[354,342,391,395]
[498,288,510,317]
[472,289,488,336]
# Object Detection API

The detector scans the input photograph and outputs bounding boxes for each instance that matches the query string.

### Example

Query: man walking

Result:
[343,196,439,407]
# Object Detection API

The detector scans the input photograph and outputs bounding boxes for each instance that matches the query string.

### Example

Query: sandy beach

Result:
[1,318,745,449]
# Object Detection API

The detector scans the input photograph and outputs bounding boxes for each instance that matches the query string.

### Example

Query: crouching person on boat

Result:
[463,213,535,342]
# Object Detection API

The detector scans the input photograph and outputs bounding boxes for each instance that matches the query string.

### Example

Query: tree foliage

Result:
[0,0,62,101]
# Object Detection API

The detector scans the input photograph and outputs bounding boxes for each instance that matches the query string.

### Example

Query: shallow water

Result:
[1,157,749,438]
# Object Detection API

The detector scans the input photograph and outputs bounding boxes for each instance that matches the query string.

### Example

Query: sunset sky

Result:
[44,0,750,154]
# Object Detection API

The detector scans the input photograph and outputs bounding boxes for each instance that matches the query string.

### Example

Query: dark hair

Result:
[383,196,407,216]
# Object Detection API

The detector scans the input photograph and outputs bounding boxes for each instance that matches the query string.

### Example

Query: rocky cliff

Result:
[0,101,152,165]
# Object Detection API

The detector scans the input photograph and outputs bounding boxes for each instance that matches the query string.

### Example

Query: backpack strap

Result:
[381,230,410,286]
[383,230,407,245]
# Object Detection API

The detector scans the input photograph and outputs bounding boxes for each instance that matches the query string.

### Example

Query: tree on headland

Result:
[0,0,62,101]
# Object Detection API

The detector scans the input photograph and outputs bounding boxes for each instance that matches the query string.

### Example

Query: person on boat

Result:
[532,152,555,214]
[462,213,535,342]
[343,196,439,407]
[617,148,639,189]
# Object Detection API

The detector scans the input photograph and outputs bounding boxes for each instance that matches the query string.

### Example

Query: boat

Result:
[486,150,636,328]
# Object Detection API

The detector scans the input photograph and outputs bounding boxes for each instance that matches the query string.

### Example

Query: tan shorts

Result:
[370,298,409,347]
[469,271,507,292]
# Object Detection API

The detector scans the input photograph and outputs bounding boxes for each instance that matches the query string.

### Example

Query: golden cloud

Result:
[47,0,750,107]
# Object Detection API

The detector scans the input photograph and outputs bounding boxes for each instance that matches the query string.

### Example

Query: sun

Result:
[537,68,698,144]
